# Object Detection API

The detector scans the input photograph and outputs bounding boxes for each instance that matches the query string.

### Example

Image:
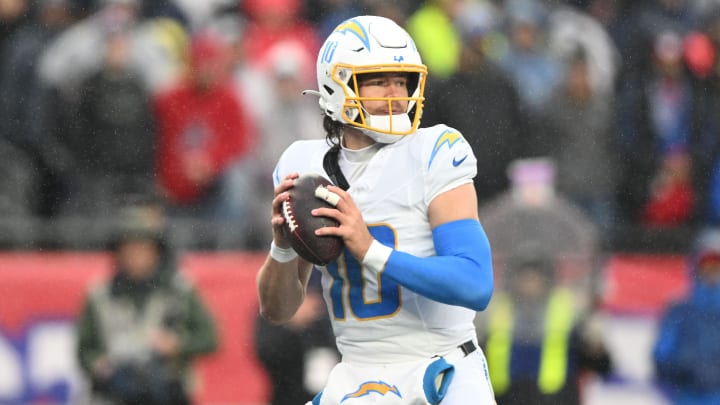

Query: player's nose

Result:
[386,83,405,97]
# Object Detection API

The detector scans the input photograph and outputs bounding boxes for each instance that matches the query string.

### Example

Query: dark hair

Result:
[323,115,344,147]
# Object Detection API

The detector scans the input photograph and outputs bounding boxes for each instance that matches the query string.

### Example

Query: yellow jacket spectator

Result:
[406,0,462,79]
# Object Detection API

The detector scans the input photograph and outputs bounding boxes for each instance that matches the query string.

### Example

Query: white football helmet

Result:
[311,15,427,143]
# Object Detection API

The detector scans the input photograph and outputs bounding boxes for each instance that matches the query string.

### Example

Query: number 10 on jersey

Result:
[325,225,402,320]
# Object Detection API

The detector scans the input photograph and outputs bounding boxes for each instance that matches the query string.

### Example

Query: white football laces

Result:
[281,200,298,232]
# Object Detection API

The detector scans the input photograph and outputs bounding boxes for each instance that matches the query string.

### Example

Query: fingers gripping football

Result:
[271,173,299,246]
[279,173,344,266]
[313,185,375,261]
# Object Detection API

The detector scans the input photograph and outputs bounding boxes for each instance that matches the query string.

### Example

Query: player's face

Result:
[357,72,409,116]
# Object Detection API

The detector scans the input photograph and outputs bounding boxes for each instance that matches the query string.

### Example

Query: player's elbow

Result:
[464,262,494,311]
[257,294,298,324]
[461,280,493,311]
[258,305,293,325]
[471,283,494,311]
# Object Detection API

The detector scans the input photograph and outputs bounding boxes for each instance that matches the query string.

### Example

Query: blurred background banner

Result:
[0,252,270,405]
[0,249,689,405]
[601,254,689,316]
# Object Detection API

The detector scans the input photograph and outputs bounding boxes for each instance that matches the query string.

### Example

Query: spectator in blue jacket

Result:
[653,228,720,405]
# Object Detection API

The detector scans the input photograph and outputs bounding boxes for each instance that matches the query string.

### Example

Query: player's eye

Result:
[364,79,387,87]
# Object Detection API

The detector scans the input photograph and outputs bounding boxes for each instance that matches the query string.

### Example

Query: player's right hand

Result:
[313,185,374,261]
[271,172,299,248]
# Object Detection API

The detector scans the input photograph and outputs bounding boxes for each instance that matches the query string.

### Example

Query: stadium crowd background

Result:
[2,0,720,253]
[1,0,720,404]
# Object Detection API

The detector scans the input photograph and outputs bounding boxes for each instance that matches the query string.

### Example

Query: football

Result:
[281,173,344,265]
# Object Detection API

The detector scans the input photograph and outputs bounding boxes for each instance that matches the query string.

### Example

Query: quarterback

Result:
[256,15,496,404]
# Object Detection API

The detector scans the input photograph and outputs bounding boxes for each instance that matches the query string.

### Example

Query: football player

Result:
[256,15,496,405]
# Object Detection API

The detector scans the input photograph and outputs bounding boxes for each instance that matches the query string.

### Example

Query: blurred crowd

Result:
[3,0,720,251]
[3,2,720,404]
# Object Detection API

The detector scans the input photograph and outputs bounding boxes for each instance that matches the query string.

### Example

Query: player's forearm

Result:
[256,256,306,323]
[363,219,494,311]
[385,252,493,311]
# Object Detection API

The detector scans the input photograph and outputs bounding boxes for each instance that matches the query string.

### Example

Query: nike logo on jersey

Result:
[341,381,402,402]
[428,129,464,169]
[452,155,468,167]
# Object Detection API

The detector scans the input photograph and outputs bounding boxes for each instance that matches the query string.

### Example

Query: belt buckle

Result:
[459,340,477,357]
[435,340,477,360]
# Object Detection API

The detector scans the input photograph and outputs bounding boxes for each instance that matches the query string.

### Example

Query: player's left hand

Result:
[312,185,374,261]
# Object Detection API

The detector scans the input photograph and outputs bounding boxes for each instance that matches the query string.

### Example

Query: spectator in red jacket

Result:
[641,148,695,226]
[154,31,255,219]
[240,0,320,84]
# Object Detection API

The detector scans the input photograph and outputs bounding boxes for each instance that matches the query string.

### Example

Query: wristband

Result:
[270,240,298,263]
[362,240,393,272]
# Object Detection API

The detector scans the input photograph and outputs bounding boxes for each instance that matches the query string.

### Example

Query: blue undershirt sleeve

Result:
[382,219,494,311]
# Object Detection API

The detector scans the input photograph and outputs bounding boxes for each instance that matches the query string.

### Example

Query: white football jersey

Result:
[273,124,479,363]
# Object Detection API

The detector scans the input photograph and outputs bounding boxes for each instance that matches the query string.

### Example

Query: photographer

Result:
[76,203,217,405]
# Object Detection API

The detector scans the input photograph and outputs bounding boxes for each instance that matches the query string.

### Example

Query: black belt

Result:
[434,340,478,359]
[459,340,477,357]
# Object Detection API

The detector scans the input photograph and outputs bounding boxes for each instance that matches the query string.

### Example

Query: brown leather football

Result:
[281,173,344,265]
